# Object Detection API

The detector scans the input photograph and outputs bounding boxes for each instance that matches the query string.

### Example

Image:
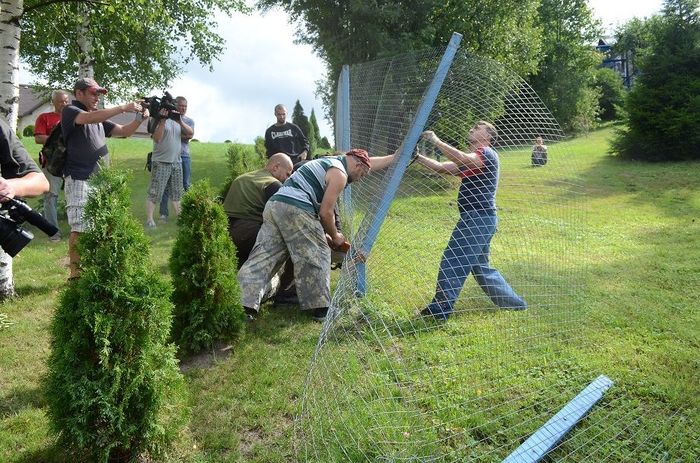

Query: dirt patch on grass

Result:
[239,425,264,458]
[179,343,235,372]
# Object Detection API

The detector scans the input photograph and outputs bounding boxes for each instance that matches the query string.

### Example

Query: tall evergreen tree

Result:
[612,0,700,161]
[44,170,186,462]
[310,108,322,146]
[292,99,312,139]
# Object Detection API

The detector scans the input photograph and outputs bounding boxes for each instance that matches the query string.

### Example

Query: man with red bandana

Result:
[414,121,527,320]
[61,77,148,279]
[238,148,395,321]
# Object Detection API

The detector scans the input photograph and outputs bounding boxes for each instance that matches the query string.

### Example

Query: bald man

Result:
[222,153,294,266]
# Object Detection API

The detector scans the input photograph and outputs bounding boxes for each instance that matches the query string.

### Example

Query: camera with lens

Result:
[142,91,181,133]
[0,198,59,257]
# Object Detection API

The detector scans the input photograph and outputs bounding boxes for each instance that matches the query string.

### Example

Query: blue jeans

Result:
[425,210,526,319]
[42,168,62,231]
[159,156,190,217]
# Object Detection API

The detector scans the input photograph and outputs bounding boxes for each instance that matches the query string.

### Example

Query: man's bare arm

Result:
[320,168,347,247]
[422,131,483,170]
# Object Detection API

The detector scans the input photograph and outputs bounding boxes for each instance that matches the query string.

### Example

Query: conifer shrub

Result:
[170,180,245,353]
[44,170,187,463]
[254,135,266,158]
[218,143,261,199]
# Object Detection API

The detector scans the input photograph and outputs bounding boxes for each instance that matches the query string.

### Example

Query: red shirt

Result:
[35,111,61,136]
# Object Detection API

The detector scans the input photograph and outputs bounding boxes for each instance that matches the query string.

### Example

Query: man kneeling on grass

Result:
[238,148,395,322]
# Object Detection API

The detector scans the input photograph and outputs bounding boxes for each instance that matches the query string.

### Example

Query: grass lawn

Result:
[0,127,698,462]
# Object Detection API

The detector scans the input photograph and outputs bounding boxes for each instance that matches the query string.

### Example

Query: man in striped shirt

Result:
[238,148,395,321]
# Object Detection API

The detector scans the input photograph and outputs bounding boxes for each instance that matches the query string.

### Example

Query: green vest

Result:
[223,169,280,222]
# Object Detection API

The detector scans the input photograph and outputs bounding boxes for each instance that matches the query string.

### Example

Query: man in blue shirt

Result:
[414,121,526,320]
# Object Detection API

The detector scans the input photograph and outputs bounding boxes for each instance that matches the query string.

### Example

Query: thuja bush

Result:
[218,143,262,199]
[254,135,266,158]
[44,170,187,463]
[170,180,245,353]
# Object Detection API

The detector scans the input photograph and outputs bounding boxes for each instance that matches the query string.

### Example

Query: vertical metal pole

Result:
[335,65,354,222]
[356,32,463,296]
[335,65,351,152]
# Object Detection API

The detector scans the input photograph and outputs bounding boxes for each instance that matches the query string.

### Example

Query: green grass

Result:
[1,128,698,462]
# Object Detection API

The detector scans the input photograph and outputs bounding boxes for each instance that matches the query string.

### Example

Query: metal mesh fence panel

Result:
[295,46,694,462]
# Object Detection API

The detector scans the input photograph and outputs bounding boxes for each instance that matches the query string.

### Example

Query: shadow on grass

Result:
[14,282,56,299]
[0,384,45,419]
[559,154,700,215]
[14,446,67,463]
[178,302,319,373]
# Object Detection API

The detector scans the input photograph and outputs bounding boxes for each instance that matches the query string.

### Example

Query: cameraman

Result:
[145,106,193,228]
[0,116,50,296]
[158,96,193,221]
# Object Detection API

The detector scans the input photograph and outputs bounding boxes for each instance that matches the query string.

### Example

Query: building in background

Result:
[17,85,149,138]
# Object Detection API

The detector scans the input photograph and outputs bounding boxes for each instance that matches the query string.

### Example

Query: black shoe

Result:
[420,307,449,321]
[273,292,299,305]
[312,307,328,322]
[244,306,257,321]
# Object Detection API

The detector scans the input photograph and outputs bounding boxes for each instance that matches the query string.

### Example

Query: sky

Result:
[167,9,331,144]
[21,1,665,144]
[588,0,664,32]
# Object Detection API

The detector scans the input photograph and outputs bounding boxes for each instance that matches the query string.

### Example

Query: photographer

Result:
[0,116,50,297]
[62,77,148,279]
[144,105,193,228]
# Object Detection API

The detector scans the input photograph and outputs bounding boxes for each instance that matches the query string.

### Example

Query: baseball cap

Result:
[346,148,371,168]
[73,77,108,94]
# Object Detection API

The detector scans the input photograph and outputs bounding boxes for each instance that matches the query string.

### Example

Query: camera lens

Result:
[0,217,34,257]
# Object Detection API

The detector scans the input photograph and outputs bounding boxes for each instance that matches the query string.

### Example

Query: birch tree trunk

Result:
[0,0,22,128]
[76,3,94,78]
[0,0,24,299]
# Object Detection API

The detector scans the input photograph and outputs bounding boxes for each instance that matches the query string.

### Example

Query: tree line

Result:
[260,0,699,161]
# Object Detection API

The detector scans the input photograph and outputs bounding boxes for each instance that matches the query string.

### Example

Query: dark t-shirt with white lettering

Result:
[264,122,309,162]
[62,100,115,180]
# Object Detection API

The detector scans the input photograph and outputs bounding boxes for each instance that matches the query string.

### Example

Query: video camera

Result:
[0,197,59,257]
[142,91,181,133]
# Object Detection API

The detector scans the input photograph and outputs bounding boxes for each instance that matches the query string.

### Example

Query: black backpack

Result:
[39,123,67,177]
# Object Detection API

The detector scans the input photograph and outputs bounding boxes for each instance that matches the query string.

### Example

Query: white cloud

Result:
[588,0,664,32]
[169,9,332,144]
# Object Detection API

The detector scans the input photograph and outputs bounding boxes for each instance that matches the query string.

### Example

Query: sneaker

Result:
[145,220,156,229]
[159,215,168,222]
[49,233,62,242]
[312,307,329,322]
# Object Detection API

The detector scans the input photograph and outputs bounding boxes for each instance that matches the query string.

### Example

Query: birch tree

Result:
[0,0,247,297]
[21,0,249,100]
[0,0,23,298]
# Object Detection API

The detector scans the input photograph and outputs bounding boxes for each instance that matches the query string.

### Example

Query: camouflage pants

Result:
[238,201,330,311]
